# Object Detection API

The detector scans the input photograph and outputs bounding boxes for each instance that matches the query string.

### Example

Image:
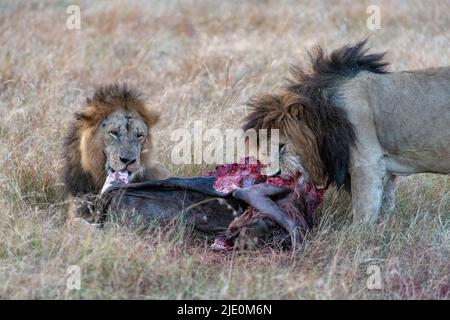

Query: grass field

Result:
[0,0,449,299]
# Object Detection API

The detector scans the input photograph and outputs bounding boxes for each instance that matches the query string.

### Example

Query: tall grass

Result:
[0,0,449,299]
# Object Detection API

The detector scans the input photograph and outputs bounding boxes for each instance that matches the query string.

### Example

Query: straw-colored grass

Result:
[0,0,449,299]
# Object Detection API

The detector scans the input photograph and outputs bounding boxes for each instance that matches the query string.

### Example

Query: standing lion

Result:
[63,84,168,221]
[244,40,450,224]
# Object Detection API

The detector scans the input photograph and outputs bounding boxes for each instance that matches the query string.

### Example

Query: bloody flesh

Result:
[207,158,325,250]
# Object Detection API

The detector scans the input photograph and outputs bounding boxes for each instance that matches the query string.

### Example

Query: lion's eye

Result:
[109,130,119,138]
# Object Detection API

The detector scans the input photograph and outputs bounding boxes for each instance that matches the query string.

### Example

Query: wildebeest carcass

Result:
[97,159,325,250]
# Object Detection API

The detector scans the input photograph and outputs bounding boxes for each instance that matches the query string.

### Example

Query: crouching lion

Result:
[63,84,168,221]
[244,40,450,224]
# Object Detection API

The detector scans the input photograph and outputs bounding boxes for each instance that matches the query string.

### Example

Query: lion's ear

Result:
[282,92,308,127]
[293,106,304,128]
[75,98,97,124]
[75,110,99,128]
[75,111,90,122]
[149,111,160,126]
[243,93,284,131]
[142,109,160,127]
[295,109,302,127]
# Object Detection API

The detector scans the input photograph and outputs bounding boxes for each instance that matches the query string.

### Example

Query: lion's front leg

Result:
[344,98,388,224]
[147,161,170,180]
[350,155,386,225]
[127,161,169,183]
[382,173,397,213]
[67,197,102,231]
[68,194,102,223]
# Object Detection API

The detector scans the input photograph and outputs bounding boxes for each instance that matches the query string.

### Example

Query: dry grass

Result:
[0,0,449,299]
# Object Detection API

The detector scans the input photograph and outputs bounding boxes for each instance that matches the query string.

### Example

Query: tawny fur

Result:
[62,84,168,220]
[244,40,450,224]
[244,92,326,185]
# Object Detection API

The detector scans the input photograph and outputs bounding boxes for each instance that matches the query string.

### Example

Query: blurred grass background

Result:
[0,0,449,299]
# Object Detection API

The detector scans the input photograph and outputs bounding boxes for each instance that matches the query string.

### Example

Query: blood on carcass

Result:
[207,157,325,251]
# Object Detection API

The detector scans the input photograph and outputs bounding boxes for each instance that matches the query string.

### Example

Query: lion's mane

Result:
[62,84,160,196]
[243,40,389,189]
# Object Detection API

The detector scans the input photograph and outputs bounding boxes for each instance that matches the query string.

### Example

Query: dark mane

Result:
[287,40,389,189]
[62,124,97,196]
[90,83,144,107]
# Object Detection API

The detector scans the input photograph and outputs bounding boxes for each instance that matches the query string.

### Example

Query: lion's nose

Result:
[120,157,136,166]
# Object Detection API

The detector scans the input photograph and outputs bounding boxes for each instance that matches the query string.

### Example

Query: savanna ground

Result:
[0,0,449,299]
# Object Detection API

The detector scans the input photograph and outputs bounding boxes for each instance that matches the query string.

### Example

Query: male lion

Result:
[244,40,450,224]
[63,84,168,221]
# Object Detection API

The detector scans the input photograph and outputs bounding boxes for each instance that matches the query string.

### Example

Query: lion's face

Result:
[278,137,305,179]
[63,84,161,195]
[243,92,327,185]
[98,110,148,176]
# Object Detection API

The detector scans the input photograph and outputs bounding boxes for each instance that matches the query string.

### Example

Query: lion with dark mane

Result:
[244,40,450,224]
[63,84,168,220]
